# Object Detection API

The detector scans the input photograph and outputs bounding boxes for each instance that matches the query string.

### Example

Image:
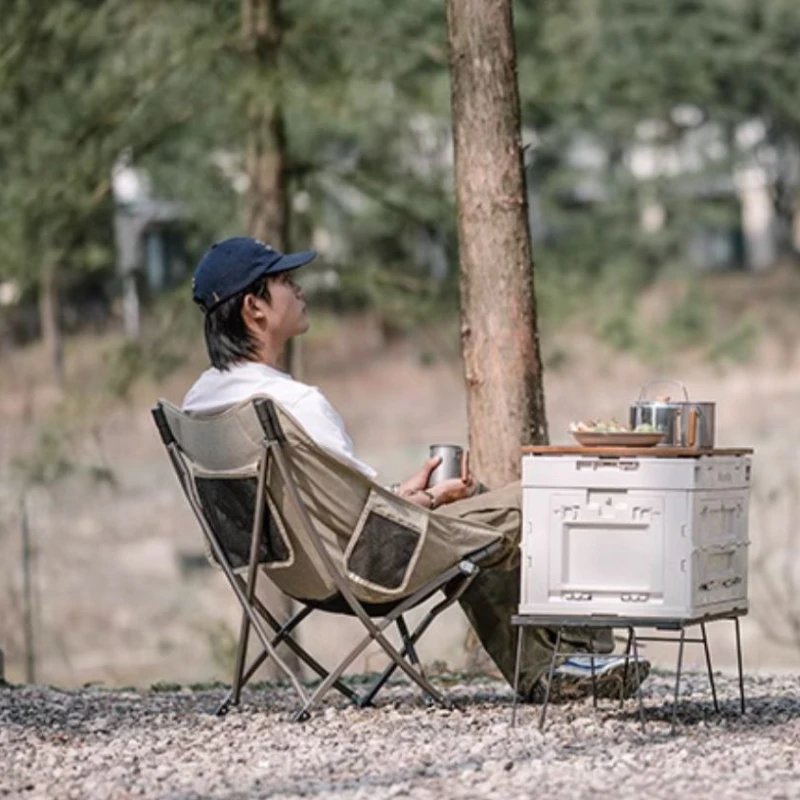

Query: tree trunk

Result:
[242,0,289,249]
[446,0,548,489]
[242,0,300,379]
[241,0,300,676]
[38,262,65,389]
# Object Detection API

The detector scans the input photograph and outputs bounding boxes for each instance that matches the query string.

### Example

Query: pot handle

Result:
[637,379,690,402]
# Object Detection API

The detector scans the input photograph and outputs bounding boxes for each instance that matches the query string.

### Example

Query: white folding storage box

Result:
[520,452,751,619]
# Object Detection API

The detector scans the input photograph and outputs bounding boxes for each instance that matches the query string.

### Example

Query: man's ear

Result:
[242,293,268,327]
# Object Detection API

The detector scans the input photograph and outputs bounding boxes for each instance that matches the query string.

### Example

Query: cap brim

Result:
[267,250,317,274]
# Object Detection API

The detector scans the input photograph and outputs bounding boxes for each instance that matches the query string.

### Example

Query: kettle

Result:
[629,380,715,448]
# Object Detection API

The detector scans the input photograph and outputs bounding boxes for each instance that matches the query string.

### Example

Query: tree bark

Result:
[446,0,548,489]
[38,261,65,389]
[242,0,289,250]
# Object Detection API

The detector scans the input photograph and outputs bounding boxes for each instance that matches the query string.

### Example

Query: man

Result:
[184,236,649,701]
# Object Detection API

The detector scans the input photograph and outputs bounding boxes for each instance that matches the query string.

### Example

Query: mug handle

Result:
[688,408,699,448]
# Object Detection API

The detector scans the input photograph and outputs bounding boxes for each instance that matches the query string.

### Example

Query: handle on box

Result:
[637,378,690,402]
[576,459,640,471]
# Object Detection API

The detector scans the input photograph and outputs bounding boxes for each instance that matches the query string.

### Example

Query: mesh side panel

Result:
[346,511,421,591]
[195,476,290,568]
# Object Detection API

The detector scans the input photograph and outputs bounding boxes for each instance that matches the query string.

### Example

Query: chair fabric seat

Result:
[159,397,507,606]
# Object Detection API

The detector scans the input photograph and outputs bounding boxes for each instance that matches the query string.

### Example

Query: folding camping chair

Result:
[152,396,506,721]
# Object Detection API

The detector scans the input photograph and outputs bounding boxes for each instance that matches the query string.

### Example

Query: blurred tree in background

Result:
[2,0,800,372]
[0,0,215,382]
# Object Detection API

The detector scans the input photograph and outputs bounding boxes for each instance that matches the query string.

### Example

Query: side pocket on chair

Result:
[194,473,293,570]
[344,490,428,595]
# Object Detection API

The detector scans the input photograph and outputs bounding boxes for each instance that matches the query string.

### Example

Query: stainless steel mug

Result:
[427,444,464,487]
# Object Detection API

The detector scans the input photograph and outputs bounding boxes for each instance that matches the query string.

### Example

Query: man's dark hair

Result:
[203,277,271,370]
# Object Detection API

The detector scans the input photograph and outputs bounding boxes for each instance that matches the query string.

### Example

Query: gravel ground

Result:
[2,672,799,800]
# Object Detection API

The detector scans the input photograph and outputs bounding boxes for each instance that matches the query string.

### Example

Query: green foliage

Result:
[515,0,800,305]
[664,284,710,347]
[0,1,213,291]
[600,312,638,352]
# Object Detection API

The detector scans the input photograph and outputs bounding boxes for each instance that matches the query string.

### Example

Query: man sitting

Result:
[183,236,650,701]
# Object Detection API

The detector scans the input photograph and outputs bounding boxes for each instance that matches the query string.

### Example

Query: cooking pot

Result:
[629,380,715,448]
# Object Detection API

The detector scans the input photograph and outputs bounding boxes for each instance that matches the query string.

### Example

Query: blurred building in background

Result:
[112,151,189,339]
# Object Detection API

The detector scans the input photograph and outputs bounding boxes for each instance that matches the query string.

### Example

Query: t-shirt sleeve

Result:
[289,388,378,480]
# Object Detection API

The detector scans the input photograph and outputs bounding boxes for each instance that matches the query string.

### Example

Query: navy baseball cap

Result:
[192,237,316,311]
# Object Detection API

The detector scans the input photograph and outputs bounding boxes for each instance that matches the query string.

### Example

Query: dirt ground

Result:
[1,273,799,689]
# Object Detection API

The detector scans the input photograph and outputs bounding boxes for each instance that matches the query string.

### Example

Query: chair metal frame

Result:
[153,397,501,721]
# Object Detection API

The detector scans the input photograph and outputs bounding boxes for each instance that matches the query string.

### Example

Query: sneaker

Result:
[528,654,650,704]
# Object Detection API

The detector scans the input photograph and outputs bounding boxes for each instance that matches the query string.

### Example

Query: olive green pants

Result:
[437,482,614,697]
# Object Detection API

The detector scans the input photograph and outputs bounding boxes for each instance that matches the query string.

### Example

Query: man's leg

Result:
[438,482,613,696]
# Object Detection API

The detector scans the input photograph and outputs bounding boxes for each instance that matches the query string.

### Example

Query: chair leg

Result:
[397,616,422,671]
[248,593,360,704]
[215,613,250,716]
[359,612,436,708]
[299,626,449,722]
[231,612,252,707]
[215,603,329,716]
[292,562,477,720]
[219,570,310,705]
[358,574,477,709]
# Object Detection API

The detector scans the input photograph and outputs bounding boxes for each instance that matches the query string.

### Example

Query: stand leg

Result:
[619,628,633,708]
[700,622,719,713]
[620,628,633,709]
[590,654,598,709]
[631,631,646,734]
[671,627,686,736]
[734,616,746,714]
[539,628,562,732]
[511,626,524,728]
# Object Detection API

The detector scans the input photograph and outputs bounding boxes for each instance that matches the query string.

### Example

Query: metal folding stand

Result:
[510,610,746,735]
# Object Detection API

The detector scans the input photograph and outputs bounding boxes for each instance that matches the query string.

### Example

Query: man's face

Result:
[263,271,309,338]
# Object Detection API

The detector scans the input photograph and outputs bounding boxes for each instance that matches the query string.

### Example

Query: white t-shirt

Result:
[182,361,378,480]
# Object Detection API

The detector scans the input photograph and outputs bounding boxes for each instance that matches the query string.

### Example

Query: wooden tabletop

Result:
[521,446,754,457]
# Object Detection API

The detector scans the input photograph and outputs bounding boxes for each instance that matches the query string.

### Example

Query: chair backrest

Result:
[155,396,503,605]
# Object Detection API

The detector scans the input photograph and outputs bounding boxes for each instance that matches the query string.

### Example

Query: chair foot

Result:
[215,698,233,717]
[292,709,311,723]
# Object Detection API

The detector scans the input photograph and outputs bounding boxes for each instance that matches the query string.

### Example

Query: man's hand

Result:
[427,474,478,508]
[396,456,442,499]
[396,457,478,510]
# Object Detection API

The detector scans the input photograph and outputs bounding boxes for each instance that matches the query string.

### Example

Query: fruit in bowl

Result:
[568,419,665,446]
